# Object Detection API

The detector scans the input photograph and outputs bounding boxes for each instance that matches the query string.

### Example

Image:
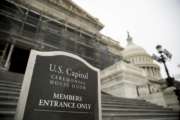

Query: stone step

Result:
[0,80,22,86]
[102,96,157,105]
[102,96,157,104]
[0,95,18,102]
[102,112,179,117]
[102,98,144,103]
[0,110,16,119]
[102,100,163,106]
[102,95,140,101]
[102,100,158,107]
[102,95,141,100]
[0,83,21,89]
[101,101,163,108]
[0,101,17,108]
[102,107,175,113]
[102,116,179,120]
[0,90,19,97]
[0,70,23,83]
[102,104,167,110]
[0,86,21,92]
[0,109,15,119]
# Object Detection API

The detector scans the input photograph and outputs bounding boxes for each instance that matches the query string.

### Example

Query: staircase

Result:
[0,70,22,120]
[0,70,179,120]
[102,94,179,120]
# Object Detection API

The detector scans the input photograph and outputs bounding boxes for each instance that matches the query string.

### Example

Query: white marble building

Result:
[101,33,179,109]
[122,32,161,81]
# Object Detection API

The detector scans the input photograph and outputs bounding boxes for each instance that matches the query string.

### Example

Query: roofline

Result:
[69,0,104,27]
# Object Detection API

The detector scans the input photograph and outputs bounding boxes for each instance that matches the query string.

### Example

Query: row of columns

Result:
[144,66,160,79]
[128,56,152,64]
[126,56,161,80]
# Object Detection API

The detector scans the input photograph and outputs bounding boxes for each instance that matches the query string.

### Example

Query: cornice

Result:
[16,0,103,34]
[45,0,104,27]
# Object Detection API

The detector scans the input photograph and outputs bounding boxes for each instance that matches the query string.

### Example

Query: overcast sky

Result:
[73,0,180,78]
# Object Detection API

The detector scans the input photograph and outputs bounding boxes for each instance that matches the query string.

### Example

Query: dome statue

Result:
[123,32,149,58]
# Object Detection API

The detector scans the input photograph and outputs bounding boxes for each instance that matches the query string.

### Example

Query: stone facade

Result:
[0,0,122,73]
[101,61,147,98]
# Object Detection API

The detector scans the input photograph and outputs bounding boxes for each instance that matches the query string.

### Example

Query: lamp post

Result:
[153,45,180,105]
[152,45,174,87]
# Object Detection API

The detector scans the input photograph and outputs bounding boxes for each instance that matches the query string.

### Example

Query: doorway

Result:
[9,47,30,74]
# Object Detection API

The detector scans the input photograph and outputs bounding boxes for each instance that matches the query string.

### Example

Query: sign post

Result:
[15,50,101,120]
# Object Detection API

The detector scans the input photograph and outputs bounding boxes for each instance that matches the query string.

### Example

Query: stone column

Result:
[149,67,152,77]
[158,69,161,78]
[4,44,14,70]
[156,68,160,78]
[153,67,155,77]
[147,67,150,77]
[151,67,154,77]
[154,68,156,78]
[145,67,148,74]
[0,43,9,65]
[156,68,159,78]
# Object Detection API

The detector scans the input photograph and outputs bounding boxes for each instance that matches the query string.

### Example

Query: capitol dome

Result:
[123,41,148,58]
[122,32,161,81]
